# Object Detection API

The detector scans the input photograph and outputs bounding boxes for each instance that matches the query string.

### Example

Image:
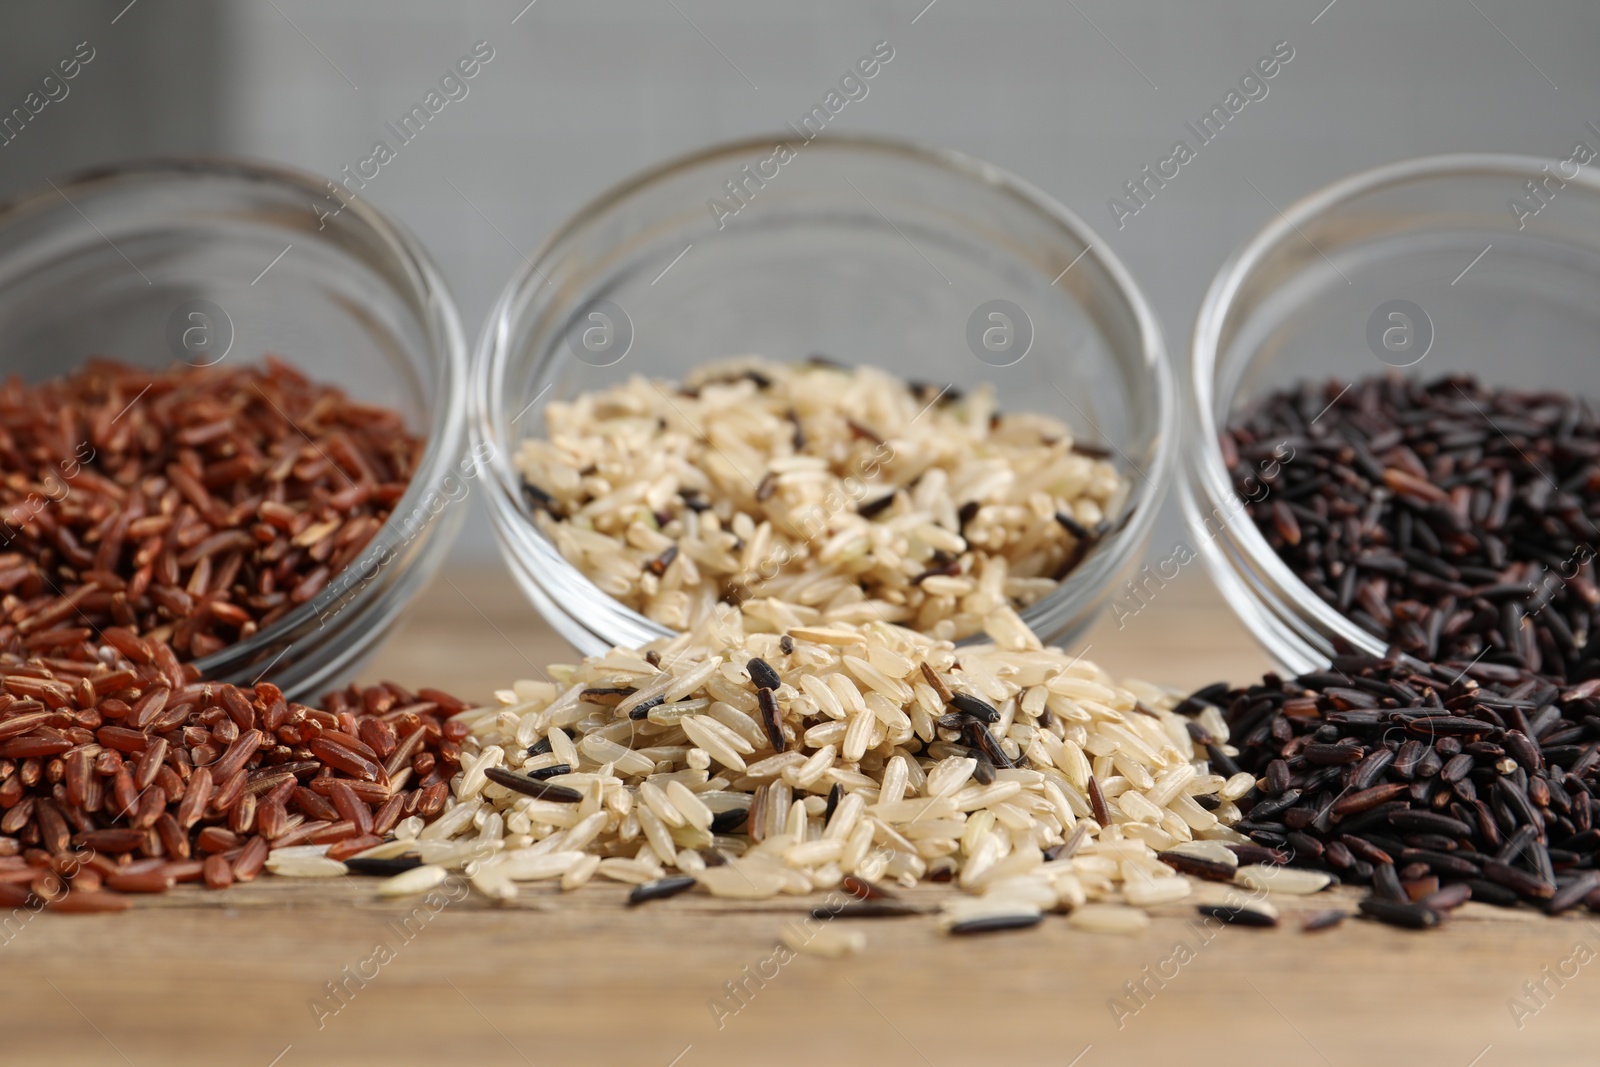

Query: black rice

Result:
[1193,649,1600,918]
[1545,871,1600,915]
[1224,374,1600,681]
[1359,898,1442,929]
[1301,908,1347,932]
[1156,851,1239,883]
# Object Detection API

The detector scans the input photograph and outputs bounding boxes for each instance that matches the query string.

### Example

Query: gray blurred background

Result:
[2,0,1596,562]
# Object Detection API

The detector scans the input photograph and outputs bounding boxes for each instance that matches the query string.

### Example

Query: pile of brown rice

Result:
[357,604,1260,931]
[515,359,1127,642]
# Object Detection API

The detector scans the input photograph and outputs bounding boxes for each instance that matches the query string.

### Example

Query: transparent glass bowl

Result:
[474,134,1173,655]
[1184,152,1600,673]
[0,157,469,697]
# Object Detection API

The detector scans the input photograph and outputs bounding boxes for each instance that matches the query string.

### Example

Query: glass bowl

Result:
[1184,152,1600,674]
[474,133,1173,655]
[0,157,469,697]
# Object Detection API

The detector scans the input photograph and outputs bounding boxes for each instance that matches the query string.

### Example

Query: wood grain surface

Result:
[2,569,1593,1067]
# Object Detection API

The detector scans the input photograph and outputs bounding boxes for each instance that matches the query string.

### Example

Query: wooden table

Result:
[4,570,1593,1067]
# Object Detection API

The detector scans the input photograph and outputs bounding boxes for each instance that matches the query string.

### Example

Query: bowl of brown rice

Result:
[472,135,1173,654]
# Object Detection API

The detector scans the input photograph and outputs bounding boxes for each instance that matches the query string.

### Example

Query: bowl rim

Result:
[0,154,470,676]
[1188,151,1600,662]
[473,131,1174,650]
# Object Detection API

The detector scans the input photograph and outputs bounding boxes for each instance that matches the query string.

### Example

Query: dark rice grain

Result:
[628,875,698,905]
[948,912,1043,935]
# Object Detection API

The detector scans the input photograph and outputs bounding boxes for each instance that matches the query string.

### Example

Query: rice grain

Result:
[516,360,1127,642]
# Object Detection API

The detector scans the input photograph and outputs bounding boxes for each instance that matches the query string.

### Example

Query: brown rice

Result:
[515,359,1128,641]
[420,604,1253,927]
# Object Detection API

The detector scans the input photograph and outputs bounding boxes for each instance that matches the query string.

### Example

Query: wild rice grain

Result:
[343,856,424,877]
[708,807,749,835]
[1196,902,1280,928]
[628,875,698,905]
[950,693,1000,723]
[1087,775,1111,828]
[482,767,584,803]
[948,912,1045,935]
[813,901,925,920]
[756,688,786,753]
[747,658,783,691]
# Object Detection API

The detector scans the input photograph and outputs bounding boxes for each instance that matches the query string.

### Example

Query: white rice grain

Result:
[377,864,450,898]
[1067,903,1151,935]
[1233,865,1334,895]
[783,924,866,957]
[265,854,348,878]
[424,610,1268,928]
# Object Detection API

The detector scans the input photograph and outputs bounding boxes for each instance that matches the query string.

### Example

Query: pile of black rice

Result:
[1183,649,1600,929]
